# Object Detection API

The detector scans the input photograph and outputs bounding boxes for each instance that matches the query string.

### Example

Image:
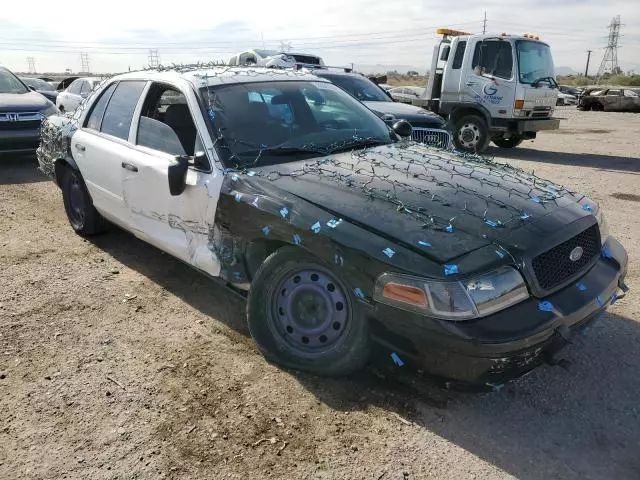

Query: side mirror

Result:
[392,120,412,138]
[168,155,189,196]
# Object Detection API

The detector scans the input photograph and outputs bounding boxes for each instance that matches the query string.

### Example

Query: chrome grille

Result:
[411,128,451,149]
[531,106,551,118]
[0,111,43,122]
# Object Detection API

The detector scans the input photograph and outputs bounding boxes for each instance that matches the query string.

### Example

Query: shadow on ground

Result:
[487,146,640,174]
[0,155,48,185]
[91,228,640,480]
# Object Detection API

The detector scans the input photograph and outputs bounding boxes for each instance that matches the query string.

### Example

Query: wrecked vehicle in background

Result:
[229,49,325,69]
[577,87,640,112]
[37,67,629,388]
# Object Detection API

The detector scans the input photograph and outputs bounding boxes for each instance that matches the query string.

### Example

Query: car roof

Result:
[109,67,327,88]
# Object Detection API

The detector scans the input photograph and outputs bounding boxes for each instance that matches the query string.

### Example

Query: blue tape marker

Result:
[383,247,396,258]
[601,246,612,259]
[445,223,455,233]
[595,296,604,307]
[251,197,259,208]
[311,221,321,233]
[326,218,342,228]
[530,195,541,204]
[576,282,587,292]
[280,207,289,218]
[208,109,216,119]
[234,192,242,203]
[390,352,405,367]
[495,250,505,259]
[520,212,531,220]
[233,271,242,280]
[485,219,499,228]
[610,292,618,305]
[444,264,459,276]
[418,240,432,248]
[261,226,270,236]
[334,254,344,266]
[247,170,257,177]
[259,143,267,149]
[538,301,554,312]
[231,173,239,182]
[292,234,302,245]
[488,383,505,392]
[354,288,365,299]
[582,203,593,212]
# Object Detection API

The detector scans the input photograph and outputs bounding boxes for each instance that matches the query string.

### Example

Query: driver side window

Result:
[472,41,513,79]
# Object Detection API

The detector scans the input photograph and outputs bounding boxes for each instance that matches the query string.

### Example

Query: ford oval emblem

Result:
[569,246,584,262]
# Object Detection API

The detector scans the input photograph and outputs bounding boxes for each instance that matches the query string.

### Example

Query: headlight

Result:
[41,104,58,117]
[373,266,529,321]
[578,197,609,242]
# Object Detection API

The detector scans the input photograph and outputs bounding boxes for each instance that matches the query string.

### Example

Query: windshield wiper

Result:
[257,146,328,156]
[329,138,389,153]
[531,76,558,88]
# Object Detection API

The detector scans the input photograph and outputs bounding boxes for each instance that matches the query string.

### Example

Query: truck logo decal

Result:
[483,84,498,96]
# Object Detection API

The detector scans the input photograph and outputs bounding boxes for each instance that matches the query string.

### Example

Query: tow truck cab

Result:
[416,29,560,153]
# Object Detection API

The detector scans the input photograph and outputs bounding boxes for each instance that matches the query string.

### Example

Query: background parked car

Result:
[0,66,58,154]
[558,85,583,97]
[556,91,578,106]
[19,77,59,103]
[388,86,425,104]
[577,87,640,112]
[313,70,450,148]
[56,77,100,112]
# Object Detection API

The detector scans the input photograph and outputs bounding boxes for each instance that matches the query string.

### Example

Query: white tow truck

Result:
[413,29,560,153]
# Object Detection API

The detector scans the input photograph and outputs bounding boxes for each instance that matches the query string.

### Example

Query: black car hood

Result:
[0,91,51,112]
[252,144,588,263]
[363,101,446,128]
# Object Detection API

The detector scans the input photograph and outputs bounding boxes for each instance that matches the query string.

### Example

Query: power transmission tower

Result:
[148,49,160,68]
[80,52,90,73]
[596,15,622,82]
[584,50,592,77]
[482,11,487,34]
[279,41,292,53]
[27,57,36,74]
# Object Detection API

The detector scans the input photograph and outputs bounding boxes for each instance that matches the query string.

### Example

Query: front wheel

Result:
[247,246,370,376]
[492,135,523,149]
[61,168,105,235]
[452,114,490,153]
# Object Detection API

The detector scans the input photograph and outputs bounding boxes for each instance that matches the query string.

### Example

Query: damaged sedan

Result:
[577,87,640,112]
[37,67,629,387]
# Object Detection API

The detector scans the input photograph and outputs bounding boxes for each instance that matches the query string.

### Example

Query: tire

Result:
[452,114,490,153]
[492,135,523,149]
[247,246,370,376]
[61,167,105,236]
[591,102,604,112]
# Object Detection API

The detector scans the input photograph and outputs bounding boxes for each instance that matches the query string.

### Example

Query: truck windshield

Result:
[516,41,555,86]
[201,80,394,167]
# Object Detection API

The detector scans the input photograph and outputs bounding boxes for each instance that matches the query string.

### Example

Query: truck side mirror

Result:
[168,155,190,196]
[392,120,412,138]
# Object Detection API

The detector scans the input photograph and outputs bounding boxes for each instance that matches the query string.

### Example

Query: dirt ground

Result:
[1,107,639,480]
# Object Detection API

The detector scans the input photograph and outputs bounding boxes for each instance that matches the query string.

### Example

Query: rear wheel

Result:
[591,102,604,112]
[61,167,105,235]
[492,135,523,149]
[452,114,490,153]
[247,246,370,376]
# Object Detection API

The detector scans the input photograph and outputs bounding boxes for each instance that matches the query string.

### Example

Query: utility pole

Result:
[584,50,592,77]
[27,57,36,74]
[80,52,90,74]
[482,11,487,34]
[148,49,160,68]
[596,15,622,83]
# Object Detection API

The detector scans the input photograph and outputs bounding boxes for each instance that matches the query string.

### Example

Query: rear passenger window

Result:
[101,81,146,140]
[452,41,466,69]
[85,83,117,131]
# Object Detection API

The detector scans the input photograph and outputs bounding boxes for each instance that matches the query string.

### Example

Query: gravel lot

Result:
[1,107,639,480]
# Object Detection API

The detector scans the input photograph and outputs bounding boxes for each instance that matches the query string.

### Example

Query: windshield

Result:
[0,69,29,94]
[321,74,391,102]
[253,49,279,59]
[201,80,394,167]
[516,40,555,85]
[20,77,55,91]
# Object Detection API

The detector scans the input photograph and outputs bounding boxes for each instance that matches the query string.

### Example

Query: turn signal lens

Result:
[514,99,525,109]
[383,283,428,308]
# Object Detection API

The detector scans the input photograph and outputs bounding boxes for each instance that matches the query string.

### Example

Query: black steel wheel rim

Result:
[269,265,351,356]
[66,174,86,228]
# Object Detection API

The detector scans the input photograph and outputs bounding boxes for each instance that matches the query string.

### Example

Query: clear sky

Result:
[1,0,638,75]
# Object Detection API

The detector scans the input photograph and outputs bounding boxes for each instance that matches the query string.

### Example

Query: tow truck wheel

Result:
[452,115,490,153]
[247,246,370,376]
[492,135,523,149]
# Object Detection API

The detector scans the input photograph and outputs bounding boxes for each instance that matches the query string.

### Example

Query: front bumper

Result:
[367,236,628,386]
[514,118,560,133]
[0,128,41,154]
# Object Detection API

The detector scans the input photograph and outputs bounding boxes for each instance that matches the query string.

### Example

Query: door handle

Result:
[121,162,138,172]
[466,82,477,86]
[75,143,85,151]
